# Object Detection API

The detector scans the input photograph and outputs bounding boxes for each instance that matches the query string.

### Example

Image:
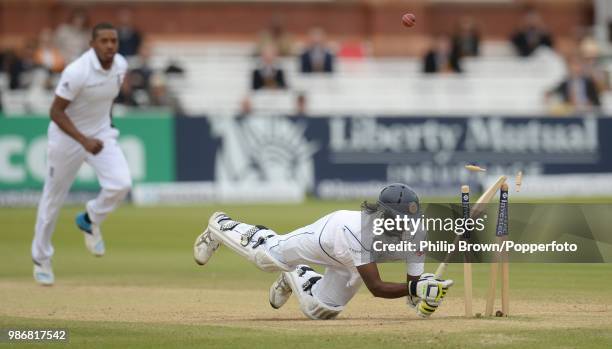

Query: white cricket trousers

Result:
[267,229,364,308]
[268,228,424,307]
[32,125,132,263]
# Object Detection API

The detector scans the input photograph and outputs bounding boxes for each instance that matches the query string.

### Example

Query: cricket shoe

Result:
[193,227,220,266]
[76,212,105,257]
[33,259,54,286]
[270,266,318,309]
[269,272,292,309]
[207,212,235,233]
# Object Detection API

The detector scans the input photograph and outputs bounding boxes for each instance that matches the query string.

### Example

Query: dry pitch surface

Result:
[1,204,611,348]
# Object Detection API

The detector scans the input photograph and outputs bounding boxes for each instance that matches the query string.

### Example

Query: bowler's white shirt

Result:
[53,48,127,137]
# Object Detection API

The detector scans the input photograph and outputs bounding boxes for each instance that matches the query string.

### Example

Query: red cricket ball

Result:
[402,13,416,28]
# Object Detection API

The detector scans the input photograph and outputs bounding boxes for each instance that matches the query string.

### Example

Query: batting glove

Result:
[409,273,453,318]
[408,273,453,304]
[407,294,419,309]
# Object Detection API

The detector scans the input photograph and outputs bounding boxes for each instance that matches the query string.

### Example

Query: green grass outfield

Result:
[1,201,612,348]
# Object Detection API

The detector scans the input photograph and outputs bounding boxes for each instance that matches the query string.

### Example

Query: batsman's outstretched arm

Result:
[357,263,452,301]
[357,262,413,299]
[357,262,454,311]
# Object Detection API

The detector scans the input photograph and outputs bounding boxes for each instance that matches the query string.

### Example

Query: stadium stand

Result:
[2,0,611,118]
[146,41,569,116]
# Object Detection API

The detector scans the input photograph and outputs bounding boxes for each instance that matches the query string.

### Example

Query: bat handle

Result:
[434,263,447,279]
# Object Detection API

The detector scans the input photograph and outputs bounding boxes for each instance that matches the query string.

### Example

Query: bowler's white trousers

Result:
[32,125,132,263]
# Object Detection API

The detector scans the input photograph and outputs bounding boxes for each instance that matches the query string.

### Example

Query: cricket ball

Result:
[402,13,416,28]
[495,310,504,317]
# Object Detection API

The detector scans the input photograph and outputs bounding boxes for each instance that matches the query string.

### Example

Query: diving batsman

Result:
[193,183,453,320]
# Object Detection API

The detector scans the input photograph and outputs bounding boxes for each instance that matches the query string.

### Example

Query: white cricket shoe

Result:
[84,224,105,257]
[193,227,220,266]
[269,272,292,309]
[76,212,105,257]
[207,211,231,235]
[33,260,54,286]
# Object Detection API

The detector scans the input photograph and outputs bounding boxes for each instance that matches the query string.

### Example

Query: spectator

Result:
[338,41,366,59]
[116,43,153,107]
[252,45,287,90]
[300,28,335,74]
[149,74,184,114]
[130,43,154,91]
[2,50,19,89]
[0,50,3,111]
[117,9,142,58]
[452,18,480,57]
[4,42,37,90]
[238,96,253,117]
[423,35,462,74]
[546,57,601,113]
[510,10,554,57]
[54,9,89,63]
[164,60,185,75]
[0,50,4,112]
[255,17,293,57]
[579,35,608,91]
[34,28,65,74]
[295,92,307,116]
[116,72,139,107]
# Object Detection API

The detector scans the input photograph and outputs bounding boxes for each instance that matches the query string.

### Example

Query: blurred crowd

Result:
[242,8,608,116]
[1,7,609,116]
[242,21,338,115]
[419,8,607,114]
[0,8,184,115]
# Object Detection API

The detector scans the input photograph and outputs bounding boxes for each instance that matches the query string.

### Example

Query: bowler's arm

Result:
[50,96,103,154]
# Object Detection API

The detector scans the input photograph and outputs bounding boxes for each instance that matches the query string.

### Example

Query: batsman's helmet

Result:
[377,183,420,218]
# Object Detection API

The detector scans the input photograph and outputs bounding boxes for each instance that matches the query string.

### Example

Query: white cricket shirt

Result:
[53,48,127,137]
[318,210,425,276]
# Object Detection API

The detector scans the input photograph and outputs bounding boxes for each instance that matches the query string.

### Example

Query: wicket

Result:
[455,178,512,318]
[461,185,473,318]
[433,176,511,318]
[434,176,507,279]
[484,182,510,317]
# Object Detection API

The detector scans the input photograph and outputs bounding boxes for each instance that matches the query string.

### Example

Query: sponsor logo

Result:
[0,135,145,187]
[210,116,319,190]
[330,117,598,160]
